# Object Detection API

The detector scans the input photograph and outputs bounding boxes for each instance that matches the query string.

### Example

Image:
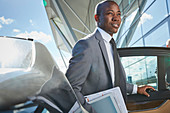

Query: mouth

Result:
[111,24,119,28]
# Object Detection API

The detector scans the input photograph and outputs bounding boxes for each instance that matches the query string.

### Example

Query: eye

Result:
[107,12,113,15]
[117,13,121,16]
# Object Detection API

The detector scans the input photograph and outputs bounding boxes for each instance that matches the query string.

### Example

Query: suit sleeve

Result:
[126,83,134,94]
[66,40,97,113]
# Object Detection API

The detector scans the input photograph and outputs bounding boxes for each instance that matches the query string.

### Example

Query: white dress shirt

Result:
[97,27,137,94]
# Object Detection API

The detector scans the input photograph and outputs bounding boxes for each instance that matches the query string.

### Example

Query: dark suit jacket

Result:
[66,29,134,113]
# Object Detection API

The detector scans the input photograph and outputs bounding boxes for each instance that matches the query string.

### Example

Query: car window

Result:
[121,56,158,90]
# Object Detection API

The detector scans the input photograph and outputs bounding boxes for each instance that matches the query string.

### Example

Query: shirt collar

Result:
[97,27,112,43]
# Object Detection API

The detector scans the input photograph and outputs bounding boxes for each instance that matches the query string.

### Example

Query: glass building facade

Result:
[46,0,170,89]
[116,0,170,48]
[116,0,170,89]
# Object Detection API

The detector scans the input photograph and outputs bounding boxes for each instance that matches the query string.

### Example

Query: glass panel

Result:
[52,18,72,72]
[117,30,129,48]
[53,17,74,48]
[0,38,34,70]
[144,22,170,47]
[119,1,124,16]
[121,56,145,68]
[121,56,158,89]
[124,9,138,31]
[122,0,130,13]
[145,56,157,88]
[131,38,144,47]
[128,20,142,47]
[167,0,170,15]
[57,50,71,73]
[142,0,168,35]
[141,0,155,13]
[116,21,128,47]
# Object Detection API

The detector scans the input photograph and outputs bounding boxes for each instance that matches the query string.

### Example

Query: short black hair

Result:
[95,0,118,15]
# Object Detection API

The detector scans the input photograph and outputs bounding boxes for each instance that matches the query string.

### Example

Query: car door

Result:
[0,37,87,113]
[118,47,170,113]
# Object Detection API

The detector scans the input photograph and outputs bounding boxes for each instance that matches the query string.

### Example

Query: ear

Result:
[94,14,99,22]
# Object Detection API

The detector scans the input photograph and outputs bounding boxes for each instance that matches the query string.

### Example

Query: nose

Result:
[112,16,119,21]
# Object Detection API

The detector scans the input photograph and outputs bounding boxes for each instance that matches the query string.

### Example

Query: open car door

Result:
[118,47,170,113]
[0,37,88,113]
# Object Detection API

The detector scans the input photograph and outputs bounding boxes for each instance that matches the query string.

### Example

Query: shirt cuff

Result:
[132,85,138,94]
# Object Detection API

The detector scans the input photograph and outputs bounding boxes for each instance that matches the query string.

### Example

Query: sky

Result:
[0,0,53,44]
[0,0,69,72]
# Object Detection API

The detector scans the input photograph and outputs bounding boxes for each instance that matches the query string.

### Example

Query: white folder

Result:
[69,87,128,113]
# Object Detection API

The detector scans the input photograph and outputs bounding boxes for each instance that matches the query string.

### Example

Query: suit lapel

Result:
[95,30,112,76]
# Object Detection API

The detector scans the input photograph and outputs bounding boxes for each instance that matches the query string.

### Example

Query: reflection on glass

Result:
[144,22,170,47]
[142,0,155,13]
[168,0,170,14]
[121,56,145,68]
[131,38,144,47]
[117,30,129,48]
[0,38,33,69]
[145,56,157,88]
[124,9,138,32]
[121,56,157,89]
[128,20,142,47]
[142,0,168,35]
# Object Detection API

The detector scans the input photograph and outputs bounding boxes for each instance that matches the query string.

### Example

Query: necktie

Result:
[109,38,127,102]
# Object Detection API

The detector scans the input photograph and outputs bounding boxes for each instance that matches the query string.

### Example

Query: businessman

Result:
[66,1,155,112]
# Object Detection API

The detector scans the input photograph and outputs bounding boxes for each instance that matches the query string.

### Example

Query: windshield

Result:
[0,37,34,73]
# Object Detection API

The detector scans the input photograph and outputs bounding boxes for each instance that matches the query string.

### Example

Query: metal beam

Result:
[51,19,72,53]
[52,0,78,44]
[120,0,147,47]
[72,28,88,36]
[62,0,92,33]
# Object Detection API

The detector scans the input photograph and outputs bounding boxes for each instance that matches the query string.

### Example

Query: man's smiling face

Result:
[95,2,121,36]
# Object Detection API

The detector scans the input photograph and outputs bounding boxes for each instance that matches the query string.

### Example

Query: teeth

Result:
[112,24,119,28]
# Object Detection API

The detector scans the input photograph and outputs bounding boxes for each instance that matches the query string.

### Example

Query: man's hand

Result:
[137,85,155,97]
